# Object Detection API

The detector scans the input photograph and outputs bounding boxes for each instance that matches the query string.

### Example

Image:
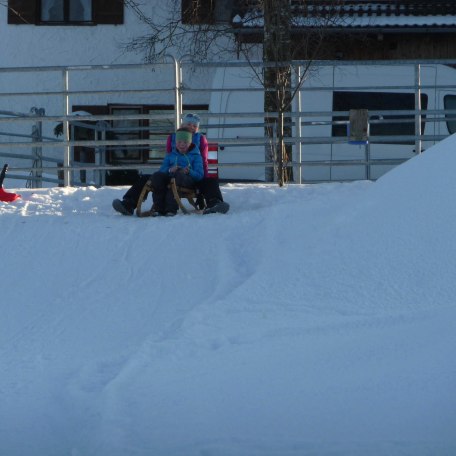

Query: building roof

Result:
[234,1,456,31]
[324,1,456,28]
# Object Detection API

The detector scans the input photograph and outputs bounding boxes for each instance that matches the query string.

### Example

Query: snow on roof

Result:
[236,1,456,29]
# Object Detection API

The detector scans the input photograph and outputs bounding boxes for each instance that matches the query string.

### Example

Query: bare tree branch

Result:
[123,0,240,62]
[123,0,349,184]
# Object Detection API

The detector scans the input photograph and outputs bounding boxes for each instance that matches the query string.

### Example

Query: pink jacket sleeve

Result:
[199,135,209,178]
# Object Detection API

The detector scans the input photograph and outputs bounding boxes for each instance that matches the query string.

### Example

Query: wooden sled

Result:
[136,177,203,217]
[135,178,154,217]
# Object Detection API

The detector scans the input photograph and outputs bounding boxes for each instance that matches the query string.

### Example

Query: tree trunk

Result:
[263,0,292,185]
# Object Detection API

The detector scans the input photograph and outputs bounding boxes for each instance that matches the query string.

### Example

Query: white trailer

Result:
[208,63,456,182]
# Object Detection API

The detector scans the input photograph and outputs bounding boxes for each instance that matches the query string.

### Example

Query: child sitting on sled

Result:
[113,127,203,217]
[112,113,229,216]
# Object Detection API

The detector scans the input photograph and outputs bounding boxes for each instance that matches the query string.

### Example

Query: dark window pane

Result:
[70,0,91,21]
[92,0,123,24]
[11,0,122,24]
[182,0,215,24]
[444,95,456,134]
[332,91,428,144]
[42,0,63,21]
[41,0,91,22]
[109,107,144,163]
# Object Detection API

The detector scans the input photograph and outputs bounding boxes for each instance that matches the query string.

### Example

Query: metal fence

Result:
[1,58,456,188]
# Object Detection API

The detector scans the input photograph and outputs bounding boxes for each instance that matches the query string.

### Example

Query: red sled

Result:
[0,188,21,202]
[0,164,21,202]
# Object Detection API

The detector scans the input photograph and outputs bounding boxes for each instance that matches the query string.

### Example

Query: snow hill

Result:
[1,135,456,456]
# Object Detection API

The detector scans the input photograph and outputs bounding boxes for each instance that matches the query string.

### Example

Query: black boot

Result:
[203,199,230,215]
[112,198,135,216]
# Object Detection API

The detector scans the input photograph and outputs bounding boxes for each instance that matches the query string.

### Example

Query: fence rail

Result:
[1,58,456,187]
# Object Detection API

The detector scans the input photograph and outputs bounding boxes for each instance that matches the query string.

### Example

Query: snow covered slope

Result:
[1,135,456,455]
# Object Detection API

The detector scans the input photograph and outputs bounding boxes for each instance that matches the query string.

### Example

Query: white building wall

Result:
[0,2,229,186]
[0,2,224,110]
[1,3,146,67]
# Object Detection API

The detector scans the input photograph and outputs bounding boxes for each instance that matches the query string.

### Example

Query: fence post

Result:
[30,107,45,188]
[171,56,182,129]
[63,69,71,186]
[348,109,370,179]
[415,63,422,154]
[96,121,107,187]
[293,65,303,184]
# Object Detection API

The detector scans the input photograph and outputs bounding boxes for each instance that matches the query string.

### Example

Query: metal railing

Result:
[1,58,455,187]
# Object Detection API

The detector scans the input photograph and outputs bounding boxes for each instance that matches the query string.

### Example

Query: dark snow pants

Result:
[149,171,196,213]
[122,173,224,209]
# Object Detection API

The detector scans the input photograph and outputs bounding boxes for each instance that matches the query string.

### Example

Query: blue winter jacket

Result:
[159,143,204,182]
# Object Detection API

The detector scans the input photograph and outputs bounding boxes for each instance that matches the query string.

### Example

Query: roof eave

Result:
[232,26,456,35]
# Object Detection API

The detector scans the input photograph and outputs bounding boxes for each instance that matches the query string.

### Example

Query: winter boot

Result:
[203,199,230,215]
[112,198,135,216]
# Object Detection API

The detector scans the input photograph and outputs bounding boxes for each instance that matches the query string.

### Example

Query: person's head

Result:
[175,127,193,153]
[181,113,201,133]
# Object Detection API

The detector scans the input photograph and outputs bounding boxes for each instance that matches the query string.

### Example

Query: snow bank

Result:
[1,137,455,455]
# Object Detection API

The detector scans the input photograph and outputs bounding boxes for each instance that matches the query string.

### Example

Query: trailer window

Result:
[332,91,428,144]
[444,95,456,134]
[148,109,174,160]
[108,106,146,164]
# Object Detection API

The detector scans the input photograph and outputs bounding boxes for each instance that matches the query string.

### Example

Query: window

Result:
[332,91,428,144]
[444,95,456,134]
[148,109,174,160]
[41,0,92,23]
[8,0,123,25]
[181,0,215,24]
[108,106,147,164]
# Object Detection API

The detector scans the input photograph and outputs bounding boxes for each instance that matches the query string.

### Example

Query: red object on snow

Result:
[207,143,219,179]
[0,164,21,202]
[0,187,21,202]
